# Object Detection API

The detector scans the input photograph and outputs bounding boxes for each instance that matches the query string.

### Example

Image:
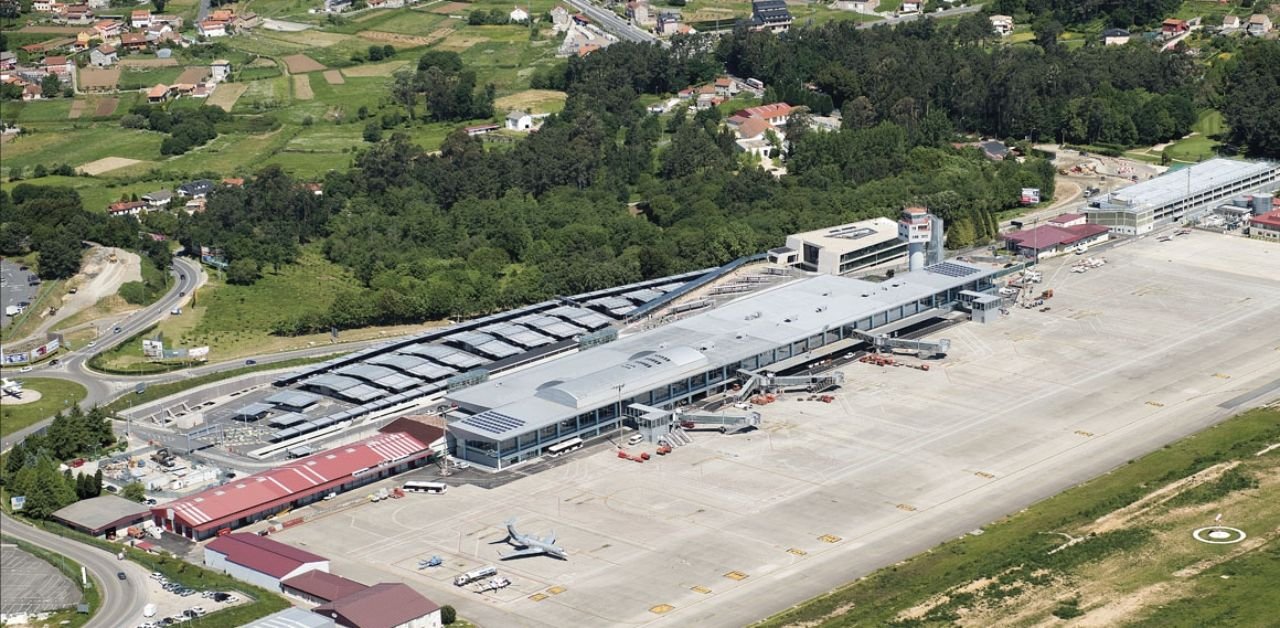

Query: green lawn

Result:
[1165,109,1225,163]
[756,406,1280,627]
[15,99,74,124]
[0,126,163,177]
[0,378,88,437]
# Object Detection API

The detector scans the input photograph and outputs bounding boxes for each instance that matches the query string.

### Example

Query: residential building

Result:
[1250,209,1280,242]
[198,20,228,37]
[899,0,921,13]
[1247,13,1272,36]
[89,44,118,67]
[204,534,330,590]
[177,179,214,197]
[41,55,75,77]
[142,190,172,208]
[313,583,442,628]
[510,5,529,21]
[625,0,651,26]
[750,0,791,33]
[550,6,571,32]
[108,200,147,216]
[211,59,231,82]
[730,102,792,127]
[832,0,878,14]
[147,83,171,102]
[130,9,151,28]
[0,51,16,71]
[152,14,183,28]
[465,123,500,136]
[34,0,56,11]
[1086,159,1280,234]
[656,11,681,35]
[1161,18,1189,36]
[505,110,534,131]
[209,8,234,21]
[1221,15,1240,30]
[120,32,149,50]
[990,14,1013,36]
[93,18,123,38]
[713,76,737,97]
[1102,27,1131,45]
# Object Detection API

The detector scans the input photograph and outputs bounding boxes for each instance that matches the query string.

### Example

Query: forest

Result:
[0,406,120,518]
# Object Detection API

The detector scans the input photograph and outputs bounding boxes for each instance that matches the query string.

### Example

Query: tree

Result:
[363,122,382,143]
[440,605,457,625]
[40,74,62,98]
[37,231,83,279]
[122,482,146,502]
[153,0,166,10]
[93,468,104,497]
[226,258,261,284]
[1222,40,1280,158]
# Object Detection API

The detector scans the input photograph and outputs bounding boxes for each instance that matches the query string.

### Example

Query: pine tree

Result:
[93,469,104,497]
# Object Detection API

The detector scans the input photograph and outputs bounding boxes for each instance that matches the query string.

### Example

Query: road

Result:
[857,4,982,29]
[561,0,658,44]
[0,512,150,628]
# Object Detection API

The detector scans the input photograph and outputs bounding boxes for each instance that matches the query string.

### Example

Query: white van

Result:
[143,603,157,618]
[627,434,644,446]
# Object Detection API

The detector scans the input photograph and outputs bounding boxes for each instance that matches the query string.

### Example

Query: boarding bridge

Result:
[847,330,951,359]
[735,370,846,401]
[675,409,761,434]
[626,403,760,442]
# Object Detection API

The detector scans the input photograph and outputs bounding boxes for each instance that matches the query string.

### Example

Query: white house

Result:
[210,59,231,82]
[1221,15,1240,30]
[990,14,1013,36]
[509,5,529,22]
[198,20,228,37]
[898,0,921,14]
[1247,13,1272,37]
[550,6,571,32]
[505,110,534,131]
[130,9,151,28]
[832,0,877,14]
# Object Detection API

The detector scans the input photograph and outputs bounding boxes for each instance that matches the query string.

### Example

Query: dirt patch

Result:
[207,83,249,112]
[282,54,326,74]
[435,31,485,52]
[68,99,87,119]
[322,69,345,85]
[77,157,144,176]
[175,66,211,85]
[78,67,121,90]
[429,1,471,13]
[494,89,567,114]
[266,30,351,47]
[1088,461,1240,535]
[94,98,119,117]
[121,58,179,68]
[292,74,314,100]
[358,27,453,47]
[340,59,412,78]
[34,247,143,336]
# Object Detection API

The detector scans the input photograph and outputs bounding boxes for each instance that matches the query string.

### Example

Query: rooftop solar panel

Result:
[924,262,981,278]
[341,384,387,403]
[623,288,663,303]
[460,410,527,435]
[267,412,309,428]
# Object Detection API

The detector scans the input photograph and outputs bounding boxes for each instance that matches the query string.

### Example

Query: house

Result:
[1004,223,1110,258]
[33,0,56,11]
[178,179,215,198]
[303,182,324,196]
[625,0,651,26]
[899,0,921,14]
[41,55,75,77]
[465,123,500,136]
[550,6,571,32]
[222,177,245,187]
[713,77,737,97]
[1102,27,1131,45]
[509,5,529,22]
[990,14,1013,36]
[93,18,123,39]
[23,83,43,101]
[282,571,368,605]
[211,59,231,82]
[141,190,172,208]
[1161,18,1189,37]
[183,198,206,214]
[732,102,793,127]
[60,5,94,24]
[656,11,681,35]
[324,0,352,12]
[313,583,442,628]
[198,20,228,37]
[980,140,1009,161]
[90,45,117,67]
[1221,15,1240,30]
[204,534,330,591]
[107,200,147,216]
[832,0,878,14]
[210,8,235,21]
[1249,209,1280,242]
[750,0,791,33]
[0,51,16,71]
[130,9,151,28]
[1246,14,1272,37]
[120,32,149,50]
[505,110,534,131]
[152,14,183,28]
[147,83,171,102]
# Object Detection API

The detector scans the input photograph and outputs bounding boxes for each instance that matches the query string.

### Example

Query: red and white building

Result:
[151,430,438,540]
[1004,222,1110,258]
[204,533,329,591]
[1249,209,1280,242]
[130,9,151,28]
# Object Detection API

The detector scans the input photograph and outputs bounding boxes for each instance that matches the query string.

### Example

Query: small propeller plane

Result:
[417,556,443,569]
[498,518,568,560]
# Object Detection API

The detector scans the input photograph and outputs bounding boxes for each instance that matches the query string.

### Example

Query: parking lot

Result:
[0,544,83,616]
[135,571,247,627]
[272,232,1280,628]
[1,259,39,331]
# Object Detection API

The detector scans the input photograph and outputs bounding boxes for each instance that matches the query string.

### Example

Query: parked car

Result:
[117,571,127,580]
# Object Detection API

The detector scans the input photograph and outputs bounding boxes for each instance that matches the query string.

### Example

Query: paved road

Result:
[562,0,658,44]
[0,513,149,628]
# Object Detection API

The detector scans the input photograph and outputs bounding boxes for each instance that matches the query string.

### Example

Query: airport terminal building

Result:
[446,261,1003,469]
[1086,159,1280,235]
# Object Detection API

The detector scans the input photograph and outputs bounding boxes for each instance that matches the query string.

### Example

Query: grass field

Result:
[0,378,89,437]
[756,405,1280,627]
[1164,109,1226,163]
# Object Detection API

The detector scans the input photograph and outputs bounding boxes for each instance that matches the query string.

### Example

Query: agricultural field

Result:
[758,406,1280,628]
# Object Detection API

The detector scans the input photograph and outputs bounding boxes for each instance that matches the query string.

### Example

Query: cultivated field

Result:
[282,53,326,73]
[292,74,314,100]
[322,69,345,84]
[121,58,179,68]
[207,83,249,112]
[78,67,121,90]
[78,157,145,176]
[68,99,87,119]
[357,29,451,47]
[273,232,1280,628]
[429,1,472,13]
[93,97,119,117]
[339,59,411,77]
[175,66,211,85]
[495,89,567,113]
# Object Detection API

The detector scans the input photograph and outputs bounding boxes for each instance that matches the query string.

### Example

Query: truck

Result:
[4,305,19,317]
[454,566,498,587]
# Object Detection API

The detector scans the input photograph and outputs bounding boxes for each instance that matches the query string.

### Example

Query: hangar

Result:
[204,533,329,591]
[50,495,151,538]
[447,261,1004,469]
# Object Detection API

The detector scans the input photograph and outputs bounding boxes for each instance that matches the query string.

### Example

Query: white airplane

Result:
[498,518,568,560]
[1,378,23,398]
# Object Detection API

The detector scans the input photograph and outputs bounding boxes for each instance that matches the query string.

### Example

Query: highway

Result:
[0,512,150,628]
[561,0,658,44]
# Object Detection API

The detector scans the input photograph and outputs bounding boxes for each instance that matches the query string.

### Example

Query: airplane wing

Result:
[540,531,556,545]
[500,547,545,560]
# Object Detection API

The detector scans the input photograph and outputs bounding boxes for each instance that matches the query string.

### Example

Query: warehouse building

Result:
[204,533,329,591]
[152,429,435,540]
[313,583,442,628]
[1086,159,1280,234]
[243,608,335,628]
[447,260,1003,469]
[50,495,150,538]
[283,570,368,604]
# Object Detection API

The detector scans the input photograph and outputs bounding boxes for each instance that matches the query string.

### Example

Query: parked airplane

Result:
[1,378,23,398]
[418,556,443,569]
[499,518,568,560]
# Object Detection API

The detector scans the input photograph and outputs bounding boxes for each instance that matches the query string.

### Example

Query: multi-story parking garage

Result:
[446,260,1004,469]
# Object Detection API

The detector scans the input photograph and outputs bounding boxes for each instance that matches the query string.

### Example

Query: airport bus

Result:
[546,437,583,458]
[403,481,448,494]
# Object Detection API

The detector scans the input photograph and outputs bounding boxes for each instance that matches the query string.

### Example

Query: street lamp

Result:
[613,383,624,447]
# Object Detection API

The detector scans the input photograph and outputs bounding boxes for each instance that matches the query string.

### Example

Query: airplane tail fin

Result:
[504,518,519,541]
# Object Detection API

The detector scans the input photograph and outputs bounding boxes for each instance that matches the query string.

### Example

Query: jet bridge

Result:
[735,370,846,401]
[675,408,761,434]
[847,330,951,359]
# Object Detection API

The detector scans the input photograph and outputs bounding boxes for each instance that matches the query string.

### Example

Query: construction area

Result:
[266,231,1280,627]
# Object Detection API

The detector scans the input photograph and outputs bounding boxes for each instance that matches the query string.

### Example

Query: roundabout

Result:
[1191,526,1247,545]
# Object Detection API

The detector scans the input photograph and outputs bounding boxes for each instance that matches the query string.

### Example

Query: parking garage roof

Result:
[264,391,322,409]
[514,314,586,339]
[1101,159,1279,211]
[398,343,486,369]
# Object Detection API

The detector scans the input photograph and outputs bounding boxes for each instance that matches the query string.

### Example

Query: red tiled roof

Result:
[206,534,327,578]
[156,432,429,532]
[1048,212,1083,223]
[736,116,773,140]
[736,102,792,120]
[1005,223,1110,250]
[147,84,169,98]
[43,55,68,65]
[282,570,367,603]
[314,583,440,627]
[1251,209,1280,229]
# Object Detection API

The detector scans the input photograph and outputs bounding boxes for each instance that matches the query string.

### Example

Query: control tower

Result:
[898,206,933,272]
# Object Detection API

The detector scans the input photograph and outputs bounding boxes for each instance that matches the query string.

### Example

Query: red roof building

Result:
[282,570,368,604]
[152,431,433,540]
[1004,223,1111,257]
[314,583,441,628]
[1249,208,1280,242]
[204,533,329,590]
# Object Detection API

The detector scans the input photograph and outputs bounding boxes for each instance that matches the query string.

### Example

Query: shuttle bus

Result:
[546,437,583,458]
[403,481,448,494]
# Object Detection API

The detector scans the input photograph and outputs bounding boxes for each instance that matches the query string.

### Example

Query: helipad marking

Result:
[529,593,549,602]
